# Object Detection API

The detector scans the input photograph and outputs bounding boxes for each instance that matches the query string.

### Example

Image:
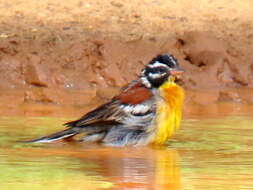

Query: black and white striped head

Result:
[141,54,183,88]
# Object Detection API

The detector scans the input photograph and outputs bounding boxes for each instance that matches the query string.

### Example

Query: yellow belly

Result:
[153,80,184,145]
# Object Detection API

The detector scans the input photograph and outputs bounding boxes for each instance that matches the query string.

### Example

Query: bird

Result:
[27,54,185,146]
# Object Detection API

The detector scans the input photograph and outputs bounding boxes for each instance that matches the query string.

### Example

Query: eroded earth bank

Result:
[0,0,253,116]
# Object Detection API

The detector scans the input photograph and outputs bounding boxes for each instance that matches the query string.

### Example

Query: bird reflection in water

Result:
[77,146,181,190]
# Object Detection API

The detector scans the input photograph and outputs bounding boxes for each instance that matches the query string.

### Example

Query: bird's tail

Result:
[25,128,78,143]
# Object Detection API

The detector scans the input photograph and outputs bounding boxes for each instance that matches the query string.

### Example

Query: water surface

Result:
[0,116,253,189]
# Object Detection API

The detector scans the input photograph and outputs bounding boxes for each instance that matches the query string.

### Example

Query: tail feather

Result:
[25,128,78,143]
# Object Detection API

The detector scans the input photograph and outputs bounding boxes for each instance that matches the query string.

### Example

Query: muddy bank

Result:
[0,0,253,116]
[1,32,253,105]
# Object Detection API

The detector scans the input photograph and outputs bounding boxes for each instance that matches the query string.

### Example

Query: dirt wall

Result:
[0,0,253,116]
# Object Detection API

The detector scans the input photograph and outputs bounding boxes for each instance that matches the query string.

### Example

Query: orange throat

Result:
[153,80,185,145]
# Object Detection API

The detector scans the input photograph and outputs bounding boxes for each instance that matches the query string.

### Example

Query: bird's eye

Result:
[157,67,167,74]
[166,62,174,68]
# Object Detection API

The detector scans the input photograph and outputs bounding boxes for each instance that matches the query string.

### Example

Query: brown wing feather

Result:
[65,80,153,128]
[65,101,121,127]
[114,80,153,104]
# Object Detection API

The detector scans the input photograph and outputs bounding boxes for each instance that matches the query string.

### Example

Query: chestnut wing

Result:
[65,80,154,128]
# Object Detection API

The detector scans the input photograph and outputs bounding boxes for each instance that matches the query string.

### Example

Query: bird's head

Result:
[141,54,183,88]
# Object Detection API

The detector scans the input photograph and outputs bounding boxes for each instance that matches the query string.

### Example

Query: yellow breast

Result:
[153,80,184,145]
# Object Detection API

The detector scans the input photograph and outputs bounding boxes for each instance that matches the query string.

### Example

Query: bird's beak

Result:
[170,66,184,76]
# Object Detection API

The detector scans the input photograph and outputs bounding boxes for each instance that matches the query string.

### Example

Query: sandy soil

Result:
[0,0,253,116]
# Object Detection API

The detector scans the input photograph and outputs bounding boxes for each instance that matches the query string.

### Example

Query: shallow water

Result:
[0,116,253,189]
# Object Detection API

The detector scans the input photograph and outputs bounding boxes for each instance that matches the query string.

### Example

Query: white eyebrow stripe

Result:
[148,72,167,79]
[147,61,169,68]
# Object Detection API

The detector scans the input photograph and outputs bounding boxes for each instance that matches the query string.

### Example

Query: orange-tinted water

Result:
[0,106,253,189]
